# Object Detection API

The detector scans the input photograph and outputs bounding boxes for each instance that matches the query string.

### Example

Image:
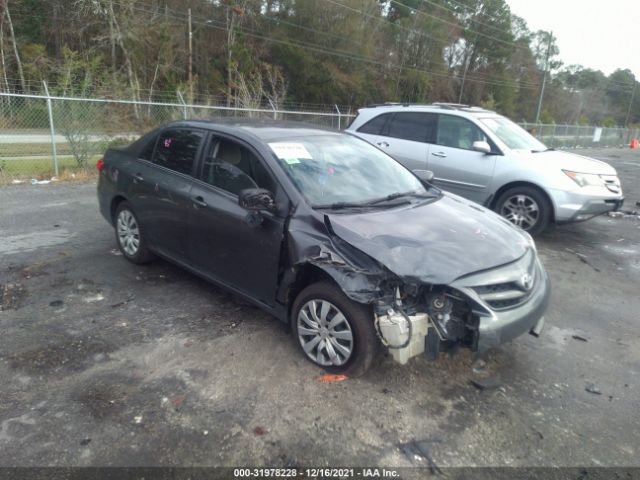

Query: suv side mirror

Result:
[413,169,434,183]
[239,188,275,211]
[472,140,492,154]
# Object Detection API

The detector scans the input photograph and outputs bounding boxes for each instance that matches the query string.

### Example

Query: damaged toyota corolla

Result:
[97,120,550,376]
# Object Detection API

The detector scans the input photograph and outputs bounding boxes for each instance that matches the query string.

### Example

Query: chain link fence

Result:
[0,92,352,183]
[1,92,638,183]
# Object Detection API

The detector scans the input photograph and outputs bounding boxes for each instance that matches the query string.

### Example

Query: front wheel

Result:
[292,281,380,377]
[494,186,551,236]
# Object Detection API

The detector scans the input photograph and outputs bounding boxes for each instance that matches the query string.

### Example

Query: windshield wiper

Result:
[367,190,438,205]
[313,199,410,210]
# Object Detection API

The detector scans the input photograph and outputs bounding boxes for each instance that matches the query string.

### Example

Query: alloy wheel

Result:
[117,209,140,256]
[297,299,354,367]
[500,194,540,231]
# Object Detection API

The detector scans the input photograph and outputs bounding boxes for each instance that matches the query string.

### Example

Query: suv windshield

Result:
[268,134,432,208]
[480,116,548,152]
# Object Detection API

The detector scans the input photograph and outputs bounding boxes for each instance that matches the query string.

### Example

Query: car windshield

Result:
[268,134,432,208]
[480,116,548,152]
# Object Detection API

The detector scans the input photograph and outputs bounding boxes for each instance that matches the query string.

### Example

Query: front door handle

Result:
[133,173,144,183]
[376,141,390,147]
[192,196,207,208]
[431,152,447,158]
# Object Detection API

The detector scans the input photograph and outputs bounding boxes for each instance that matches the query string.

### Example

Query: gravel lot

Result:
[1,147,639,470]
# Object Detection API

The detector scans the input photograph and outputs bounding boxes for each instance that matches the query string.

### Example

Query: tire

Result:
[494,186,551,236]
[114,201,155,264]
[291,281,380,377]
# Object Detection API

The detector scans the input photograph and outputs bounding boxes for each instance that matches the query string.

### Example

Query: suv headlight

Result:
[563,170,603,187]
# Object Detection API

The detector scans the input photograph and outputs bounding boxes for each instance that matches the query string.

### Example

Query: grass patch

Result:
[0,155,101,183]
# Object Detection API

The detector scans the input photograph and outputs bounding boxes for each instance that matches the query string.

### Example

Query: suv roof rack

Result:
[362,102,493,113]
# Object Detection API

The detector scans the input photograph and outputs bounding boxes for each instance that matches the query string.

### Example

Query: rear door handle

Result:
[431,152,447,158]
[376,141,389,147]
[192,196,207,208]
[133,173,144,183]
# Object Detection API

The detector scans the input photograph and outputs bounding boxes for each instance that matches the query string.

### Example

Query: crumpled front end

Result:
[282,211,549,365]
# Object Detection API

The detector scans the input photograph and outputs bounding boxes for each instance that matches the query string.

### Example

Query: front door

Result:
[428,114,497,204]
[188,135,287,305]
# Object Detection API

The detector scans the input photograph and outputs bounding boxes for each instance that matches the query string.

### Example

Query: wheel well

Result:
[284,264,335,323]
[110,195,127,223]
[490,181,555,223]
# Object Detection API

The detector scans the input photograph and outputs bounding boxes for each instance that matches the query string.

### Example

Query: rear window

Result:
[152,129,204,175]
[357,113,391,135]
[387,112,437,143]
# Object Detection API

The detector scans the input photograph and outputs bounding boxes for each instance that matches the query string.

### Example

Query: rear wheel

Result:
[494,186,551,236]
[114,202,155,264]
[292,281,380,377]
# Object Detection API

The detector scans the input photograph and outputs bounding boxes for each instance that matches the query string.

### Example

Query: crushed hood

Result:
[327,194,530,285]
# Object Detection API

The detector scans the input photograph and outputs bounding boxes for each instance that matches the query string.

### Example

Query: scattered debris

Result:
[0,283,27,311]
[608,211,624,218]
[133,416,143,424]
[110,249,122,256]
[11,179,25,184]
[382,388,391,395]
[471,358,487,374]
[49,300,64,307]
[399,440,442,473]
[571,334,588,342]
[30,178,55,185]
[80,438,92,446]
[171,395,186,409]
[203,430,209,436]
[585,383,602,395]
[317,374,348,383]
[253,426,268,436]
[470,377,501,391]
[83,293,104,303]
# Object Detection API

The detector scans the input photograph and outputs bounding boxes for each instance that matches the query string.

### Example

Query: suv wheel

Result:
[114,202,155,264]
[292,281,380,377]
[494,186,551,236]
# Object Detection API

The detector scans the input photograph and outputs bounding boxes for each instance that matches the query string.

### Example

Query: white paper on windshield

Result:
[269,142,313,163]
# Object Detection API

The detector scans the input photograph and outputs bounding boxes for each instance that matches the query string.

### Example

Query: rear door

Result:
[131,127,205,261]
[428,114,497,203]
[187,134,287,305]
[379,112,437,170]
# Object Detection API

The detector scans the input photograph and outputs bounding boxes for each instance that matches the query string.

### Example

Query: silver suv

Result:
[347,103,624,235]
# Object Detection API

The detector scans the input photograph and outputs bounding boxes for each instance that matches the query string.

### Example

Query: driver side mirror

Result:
[239,188,275,211]
[413,169,435,183]
[472,140,492,154]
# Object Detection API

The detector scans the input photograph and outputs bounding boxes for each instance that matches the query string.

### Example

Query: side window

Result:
[436,115,488,150]
[387,112,437,143]
[201,138,274,196]
[152,129,204,175]
[139,135,157,160]
[357,113,391,135]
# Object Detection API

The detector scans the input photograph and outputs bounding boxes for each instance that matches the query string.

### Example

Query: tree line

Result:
[1,0,638,126]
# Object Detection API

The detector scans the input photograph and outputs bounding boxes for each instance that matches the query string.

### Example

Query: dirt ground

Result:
[1,147,639,471]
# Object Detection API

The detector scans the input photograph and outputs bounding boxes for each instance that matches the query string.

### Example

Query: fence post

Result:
[42,81,59,177]
[268,99,277,120]
[335,104,341,130]
[176,91,188,119]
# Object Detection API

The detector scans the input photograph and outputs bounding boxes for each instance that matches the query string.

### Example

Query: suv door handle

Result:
[192,196,207,208]
[133,173,144,183]
[431,152,447,158]
[376,141,389,147]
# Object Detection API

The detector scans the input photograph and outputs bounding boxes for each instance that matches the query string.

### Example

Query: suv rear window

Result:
[357,113,391,135]
[387,112,437,143]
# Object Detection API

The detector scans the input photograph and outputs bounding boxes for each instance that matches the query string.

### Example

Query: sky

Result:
[506,0,640,79]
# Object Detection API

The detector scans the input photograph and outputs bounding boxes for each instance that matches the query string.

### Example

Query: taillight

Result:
[96,158,104,171]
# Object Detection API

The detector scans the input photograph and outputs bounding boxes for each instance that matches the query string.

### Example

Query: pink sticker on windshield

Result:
[164,138,172,148]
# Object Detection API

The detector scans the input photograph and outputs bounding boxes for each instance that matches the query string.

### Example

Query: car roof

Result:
[358,103,496,115]
[160,118,342,142]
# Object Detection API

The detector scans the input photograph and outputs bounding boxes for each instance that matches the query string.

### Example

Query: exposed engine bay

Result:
[374,286,478,365]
